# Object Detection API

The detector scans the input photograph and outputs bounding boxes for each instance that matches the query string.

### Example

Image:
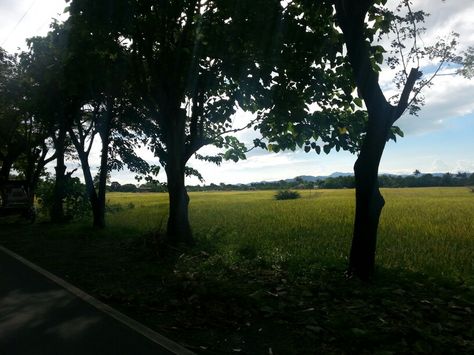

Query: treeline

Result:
[187,173,474,191]
[320,173,474,189]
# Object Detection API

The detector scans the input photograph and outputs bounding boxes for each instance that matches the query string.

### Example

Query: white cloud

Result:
[397,74,474,135]
[455,160,474,172]
[431,159,450,172]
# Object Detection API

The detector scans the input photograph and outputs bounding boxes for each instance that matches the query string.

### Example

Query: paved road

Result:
[0,245,193,355]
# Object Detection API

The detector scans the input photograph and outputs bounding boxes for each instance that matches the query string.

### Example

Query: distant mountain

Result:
[250,172,454,185]
[328,172,353,178]
[284,175,325,183]
[197,171,471,187]
[263,173,354,184]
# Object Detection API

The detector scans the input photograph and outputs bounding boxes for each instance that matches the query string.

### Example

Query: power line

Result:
[1,0,39,47]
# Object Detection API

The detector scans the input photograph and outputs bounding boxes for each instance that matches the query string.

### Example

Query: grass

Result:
[106,187,474,281]
[1,187,473,353]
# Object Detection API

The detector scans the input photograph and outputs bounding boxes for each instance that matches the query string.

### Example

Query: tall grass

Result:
[106,187,474,281]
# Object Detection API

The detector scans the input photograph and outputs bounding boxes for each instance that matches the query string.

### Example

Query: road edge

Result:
[0,244,195,355]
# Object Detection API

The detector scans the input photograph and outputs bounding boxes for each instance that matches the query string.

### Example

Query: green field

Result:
[104,187,474,281]
[1,187,473,353]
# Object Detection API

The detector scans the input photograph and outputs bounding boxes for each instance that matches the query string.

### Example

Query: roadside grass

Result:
[0,187,473,353]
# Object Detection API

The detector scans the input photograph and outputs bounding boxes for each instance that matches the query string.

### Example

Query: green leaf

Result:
[354,97,363,108]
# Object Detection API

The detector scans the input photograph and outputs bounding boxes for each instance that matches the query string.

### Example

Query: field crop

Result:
[104,187,474,281]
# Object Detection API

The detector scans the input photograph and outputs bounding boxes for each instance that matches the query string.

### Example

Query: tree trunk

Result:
[25,154,39,205]
[95,102,113,229]
[166,163,193,245]
[51,131,67,223]
[77,149,102,228]
[0,158,13,181]
[165,114,194,245]
[348,111,389,280]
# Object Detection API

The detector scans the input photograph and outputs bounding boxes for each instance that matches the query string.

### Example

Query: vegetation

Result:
[36,175,90,219]
[274,190,301,200]
[1,0,472,277]
[0,188,473,353]
[103,171,474,193]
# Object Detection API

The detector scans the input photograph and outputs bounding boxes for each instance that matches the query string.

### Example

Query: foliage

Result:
[0,49,23,167]
[274,190,301,200]
[456,46,474,79]
[110,183,139,193]
[36,176,90,219]
[256,1,367,156]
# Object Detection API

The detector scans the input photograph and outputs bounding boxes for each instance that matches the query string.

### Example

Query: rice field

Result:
[106,187,474,282]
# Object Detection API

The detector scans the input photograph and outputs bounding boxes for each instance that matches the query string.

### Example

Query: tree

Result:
[255,0,465,279]
[22,27,81,222]
[0,47,56,201]
[67,0,283,244]
[61,13,150,228]
[0,48,24,181]
[333,0,461,279]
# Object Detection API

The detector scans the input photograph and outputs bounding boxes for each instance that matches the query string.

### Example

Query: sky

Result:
[1,0,473,185]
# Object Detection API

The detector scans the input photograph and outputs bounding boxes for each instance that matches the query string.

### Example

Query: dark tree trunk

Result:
[349,111,390,279]
[25,155,40,205]
[24,145,56,205]
[51,131,67,223]
[77,149,101,228]
[69,123,104,228]
[95,102,113,229]
[166,163,193,245]
[164,113,193,245]
[0,158,13,181]
[28,163,44,205]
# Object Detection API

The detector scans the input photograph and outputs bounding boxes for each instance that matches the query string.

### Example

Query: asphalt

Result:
[0,245,194,355]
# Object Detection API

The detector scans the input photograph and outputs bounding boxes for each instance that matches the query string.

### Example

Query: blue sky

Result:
[1,0,473,184]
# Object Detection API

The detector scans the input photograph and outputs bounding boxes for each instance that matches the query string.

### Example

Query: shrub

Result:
[36,176,90,219]
[275,190,301,200]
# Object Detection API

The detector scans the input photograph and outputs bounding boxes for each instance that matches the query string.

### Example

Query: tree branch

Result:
[392,67,421,123]
[214,116,260,138]
[393,21,408,79]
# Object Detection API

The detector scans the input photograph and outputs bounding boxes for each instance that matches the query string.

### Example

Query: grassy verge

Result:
[0,188,473,353]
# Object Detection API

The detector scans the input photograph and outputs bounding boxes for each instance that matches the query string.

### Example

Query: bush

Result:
[275,190,301,200]
[36,176,90,219]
